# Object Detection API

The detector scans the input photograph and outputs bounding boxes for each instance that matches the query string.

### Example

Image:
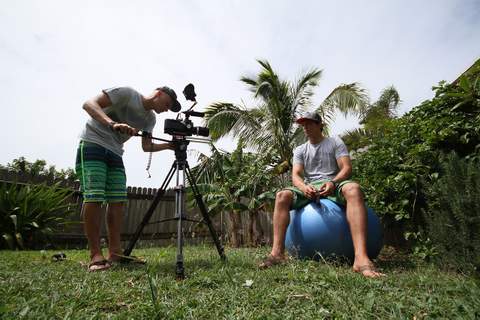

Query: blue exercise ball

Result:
[285,199,383,261]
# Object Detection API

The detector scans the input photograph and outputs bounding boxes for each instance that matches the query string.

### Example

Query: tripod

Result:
[123,137,226,279]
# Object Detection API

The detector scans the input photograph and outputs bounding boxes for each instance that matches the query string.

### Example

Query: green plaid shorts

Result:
[75,141,127,203]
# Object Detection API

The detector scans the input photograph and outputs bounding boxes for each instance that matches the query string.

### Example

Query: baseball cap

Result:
[295,112,322,124]
[159,86,181,112]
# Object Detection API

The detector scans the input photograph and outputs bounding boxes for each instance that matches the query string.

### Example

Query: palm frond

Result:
[292,68,322,111]
[376,85,401,118]
[205,103,260,141]
[340,128,370,151]
[359,86,400,127]
[319,82,369,118]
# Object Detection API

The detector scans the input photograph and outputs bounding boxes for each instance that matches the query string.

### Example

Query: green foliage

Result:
[343,86,401,151]
[0,181,76,249]
[191,141,280,216]
[352,67,480,249]
[422,153,480,274]
[190,142,280,246]
[4,156,76,182]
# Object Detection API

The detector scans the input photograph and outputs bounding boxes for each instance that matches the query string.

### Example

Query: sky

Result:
[1,0,479,188]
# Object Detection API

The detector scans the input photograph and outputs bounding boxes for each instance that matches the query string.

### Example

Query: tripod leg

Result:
[174,164,185,279]
[123,163,176,257]
[185,165,226,261]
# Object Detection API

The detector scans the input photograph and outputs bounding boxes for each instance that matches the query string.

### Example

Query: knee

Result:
[342,183,363,201]
[275,190,293,206]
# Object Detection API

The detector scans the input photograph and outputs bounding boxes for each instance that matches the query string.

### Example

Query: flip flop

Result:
[258,255,287,269]
[88,259,111,272]
[353,264,386,278]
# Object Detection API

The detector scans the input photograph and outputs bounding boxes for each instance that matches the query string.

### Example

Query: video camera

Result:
[164,84,209,137]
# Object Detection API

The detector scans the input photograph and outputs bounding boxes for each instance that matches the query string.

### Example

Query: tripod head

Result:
[135,130,210,168]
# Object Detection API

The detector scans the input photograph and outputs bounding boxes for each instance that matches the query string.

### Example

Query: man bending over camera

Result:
[76,86,181,272]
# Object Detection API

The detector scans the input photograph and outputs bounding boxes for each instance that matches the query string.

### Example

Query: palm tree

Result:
[360,86,400,131]
[342,86,400,151]
[205,59,369,172]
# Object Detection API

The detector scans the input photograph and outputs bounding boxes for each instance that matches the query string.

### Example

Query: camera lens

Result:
[193,127,209,137]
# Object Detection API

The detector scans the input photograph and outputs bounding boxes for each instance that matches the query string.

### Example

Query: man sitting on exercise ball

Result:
[259,112,385,278]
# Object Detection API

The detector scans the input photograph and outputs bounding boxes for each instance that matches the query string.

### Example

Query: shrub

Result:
[352,70,480,243]
[422,153,480,274]
[0,181,76,249]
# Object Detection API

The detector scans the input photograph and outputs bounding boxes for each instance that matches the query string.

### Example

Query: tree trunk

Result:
[247,211,255,246]
[248,210,264,246]
[228,211,242,247]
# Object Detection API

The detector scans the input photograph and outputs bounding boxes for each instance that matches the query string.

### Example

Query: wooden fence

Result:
[62,186,274,248]
[0,169,274,247]
[1,169,406,248]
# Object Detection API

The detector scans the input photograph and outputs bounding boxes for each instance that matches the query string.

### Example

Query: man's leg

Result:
[103,147,128,261]
[341,182,385,278]
[106,202,124,261]
[259,190,294,269]
[76,141,110,271]
[270,190,294,257]
[82,202,108,266]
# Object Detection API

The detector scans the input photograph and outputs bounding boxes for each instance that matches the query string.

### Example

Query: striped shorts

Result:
[75,141,127,203]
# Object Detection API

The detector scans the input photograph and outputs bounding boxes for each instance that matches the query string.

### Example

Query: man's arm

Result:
[317,155,352,196]
[292,164,317,199]
[331,156,352,184]
[141,136,173,152]
[82,92,137,136]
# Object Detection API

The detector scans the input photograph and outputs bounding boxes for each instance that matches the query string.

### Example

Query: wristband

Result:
[108,121,117,131]
[329,180,338,189]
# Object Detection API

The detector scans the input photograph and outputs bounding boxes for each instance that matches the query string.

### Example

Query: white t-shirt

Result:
[292,136,350,183]
[79,87,156,156]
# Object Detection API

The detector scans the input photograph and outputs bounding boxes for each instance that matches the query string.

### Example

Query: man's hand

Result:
[112,123,138,136]
[301,184,318,200]
[317,181,335,197]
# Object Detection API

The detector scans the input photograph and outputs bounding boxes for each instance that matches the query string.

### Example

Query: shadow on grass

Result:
[375,246,417,271]
[110,253,251,277]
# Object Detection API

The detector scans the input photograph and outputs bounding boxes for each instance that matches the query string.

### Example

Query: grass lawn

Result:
[0,245,479,319]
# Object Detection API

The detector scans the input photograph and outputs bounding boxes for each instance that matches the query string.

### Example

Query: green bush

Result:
[422,153,480,274]
[352,67,480,245]
[0,181,76,249]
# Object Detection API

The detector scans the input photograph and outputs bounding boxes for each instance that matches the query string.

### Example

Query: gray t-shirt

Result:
[292,136,350,183]
[79,87,156,156]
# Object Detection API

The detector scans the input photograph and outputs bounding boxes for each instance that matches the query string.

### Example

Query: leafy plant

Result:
[422,153,480,274]
[352,67,480,242]
[190,141,280,246]
[3,157,76,182]
[342,86,401,151]
[0,181,76,249]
